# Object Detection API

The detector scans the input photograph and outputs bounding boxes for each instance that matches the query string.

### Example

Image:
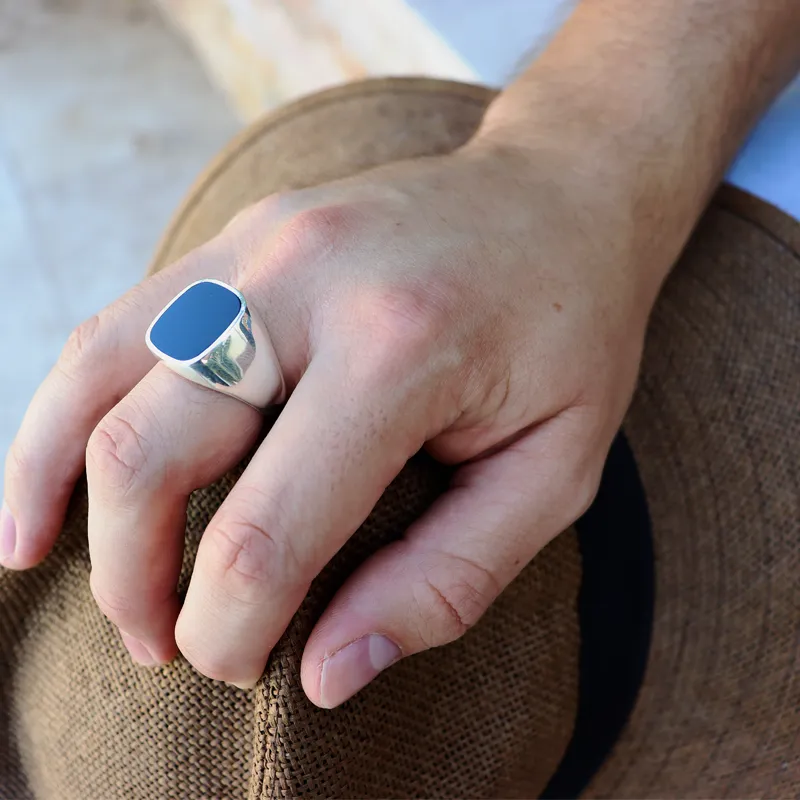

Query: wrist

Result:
[462,117,687,308]
[466,0,800,298]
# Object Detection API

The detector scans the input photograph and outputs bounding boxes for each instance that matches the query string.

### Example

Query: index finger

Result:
[1,245,232,570]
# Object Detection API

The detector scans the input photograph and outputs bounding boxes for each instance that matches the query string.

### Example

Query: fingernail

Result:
[120,631,157,667]
[0,502,17,563]
[320,635,401,708]
[227,680,258,691]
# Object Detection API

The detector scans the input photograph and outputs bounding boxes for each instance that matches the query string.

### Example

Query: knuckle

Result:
[286,204,359,246]
[224,196,276,232]
[372,284,452,342]
[60,314,104,375]
[412,556,498,648]
[206,503,299,605]
[358,282,460,373]
[86,412,151,496]
[90,577,137,630]
[342,284,457,394]
[413,578,473,647]
[272,204,361,266]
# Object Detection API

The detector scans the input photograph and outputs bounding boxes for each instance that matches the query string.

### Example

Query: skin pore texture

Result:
[2,0,799,708]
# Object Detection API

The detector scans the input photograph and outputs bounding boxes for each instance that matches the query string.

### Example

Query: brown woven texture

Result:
[587,190,800,798]
[0,478,253,800]
[0,77,798,799]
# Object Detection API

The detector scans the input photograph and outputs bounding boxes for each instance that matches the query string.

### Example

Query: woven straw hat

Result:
[1,78,798,799]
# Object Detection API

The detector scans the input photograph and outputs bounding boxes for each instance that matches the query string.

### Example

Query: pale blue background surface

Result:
[409,0,800,221]
[728,81,800,221]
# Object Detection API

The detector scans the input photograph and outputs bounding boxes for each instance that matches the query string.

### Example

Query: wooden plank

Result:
[155,0,477,120]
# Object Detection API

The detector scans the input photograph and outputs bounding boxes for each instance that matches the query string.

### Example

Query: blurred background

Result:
[0,0,573,492]
[0,0,239,481]
[1,0,796,498]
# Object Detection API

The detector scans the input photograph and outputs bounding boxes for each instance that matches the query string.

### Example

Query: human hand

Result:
[2,137,662,706]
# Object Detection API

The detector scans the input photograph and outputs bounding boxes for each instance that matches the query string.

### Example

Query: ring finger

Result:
[86,363,261,662]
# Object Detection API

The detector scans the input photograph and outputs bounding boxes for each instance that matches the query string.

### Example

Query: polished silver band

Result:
[145,280,285,409]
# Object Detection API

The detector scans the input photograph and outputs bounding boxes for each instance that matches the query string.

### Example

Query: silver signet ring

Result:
[145,279,285,409]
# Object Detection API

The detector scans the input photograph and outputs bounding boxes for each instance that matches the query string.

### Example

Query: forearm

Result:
[473,0,800,291]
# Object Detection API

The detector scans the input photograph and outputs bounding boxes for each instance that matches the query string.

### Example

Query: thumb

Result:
[300,414,602,708]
